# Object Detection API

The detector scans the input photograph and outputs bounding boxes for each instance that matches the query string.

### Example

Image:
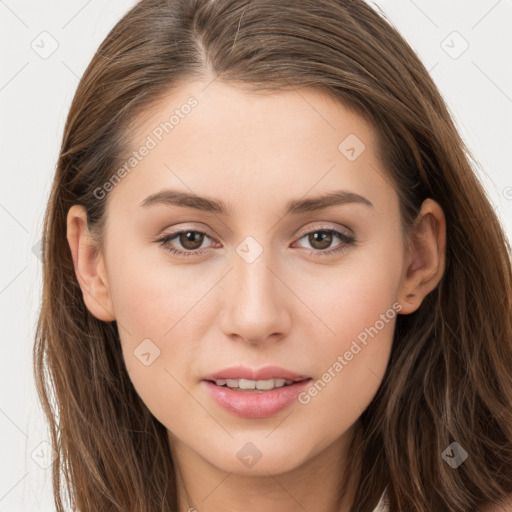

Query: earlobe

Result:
[397,198,446,315]
[66,205,115,322]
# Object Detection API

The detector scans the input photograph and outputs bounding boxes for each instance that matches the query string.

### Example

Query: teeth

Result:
[214,378,294,390]
[239,379,256,390]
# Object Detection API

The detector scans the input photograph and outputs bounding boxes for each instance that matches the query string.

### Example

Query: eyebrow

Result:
[139,188,373,215]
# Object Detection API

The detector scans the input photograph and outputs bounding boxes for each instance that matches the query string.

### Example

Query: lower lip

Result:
[203,379,312,419]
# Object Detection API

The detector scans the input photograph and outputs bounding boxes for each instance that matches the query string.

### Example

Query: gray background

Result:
[1,0,511,510]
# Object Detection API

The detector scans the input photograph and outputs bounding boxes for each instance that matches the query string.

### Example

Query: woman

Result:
[34,0,512,510]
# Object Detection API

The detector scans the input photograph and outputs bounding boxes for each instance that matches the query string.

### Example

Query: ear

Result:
[66,205,115,322]
[397,198,446,314]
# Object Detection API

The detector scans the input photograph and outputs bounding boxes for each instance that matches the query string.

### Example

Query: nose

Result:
[218,244,292,345]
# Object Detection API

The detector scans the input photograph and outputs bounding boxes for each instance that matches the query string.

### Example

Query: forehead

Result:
[106,80,393,217]
[131,80,377,150]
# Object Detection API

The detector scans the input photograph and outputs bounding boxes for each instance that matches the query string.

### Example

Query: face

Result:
[88,81,408,475]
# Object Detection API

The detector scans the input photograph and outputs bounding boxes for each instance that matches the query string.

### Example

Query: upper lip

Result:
[203,365,311,382]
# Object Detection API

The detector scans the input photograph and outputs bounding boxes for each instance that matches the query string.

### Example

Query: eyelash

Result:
[156,227,355,258]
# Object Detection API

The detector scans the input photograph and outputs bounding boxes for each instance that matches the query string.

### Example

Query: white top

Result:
[371,486,389,512]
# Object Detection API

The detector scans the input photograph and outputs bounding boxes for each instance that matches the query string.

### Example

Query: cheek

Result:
[106,251,218,423]
[296,246,402,421]
[302,238,402,343]
[107,246,217,341]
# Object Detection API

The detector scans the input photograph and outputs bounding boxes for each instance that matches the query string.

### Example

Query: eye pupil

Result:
[163,228,350,257]
[309,231,332,250]
[180,231,204,250]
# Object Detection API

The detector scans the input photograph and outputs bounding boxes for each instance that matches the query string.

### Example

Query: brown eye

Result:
[293,227,355,257]
[157,229,216,256]
[178,231,205,250]
[308,231,333,250]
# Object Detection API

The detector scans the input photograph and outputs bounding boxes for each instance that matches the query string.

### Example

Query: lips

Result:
[202,365,313,418]
[202,365,311,383]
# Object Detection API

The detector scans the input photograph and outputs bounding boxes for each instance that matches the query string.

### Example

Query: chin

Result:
[201,439,309,477]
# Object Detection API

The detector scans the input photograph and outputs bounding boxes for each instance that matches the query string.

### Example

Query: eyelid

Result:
[157,223,216,240]
[294,222,353,240]
[157,222,352,243]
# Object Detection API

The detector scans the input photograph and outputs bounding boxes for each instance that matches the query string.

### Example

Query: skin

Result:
[67,80,447,512]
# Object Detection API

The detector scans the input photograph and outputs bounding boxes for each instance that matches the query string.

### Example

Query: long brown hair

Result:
[34,0,512,510]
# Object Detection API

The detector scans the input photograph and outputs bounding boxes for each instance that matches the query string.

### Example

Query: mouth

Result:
[202,365,311,385]
[205,377,311,392]
[201,365,313,417]
[202,373,313,419]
